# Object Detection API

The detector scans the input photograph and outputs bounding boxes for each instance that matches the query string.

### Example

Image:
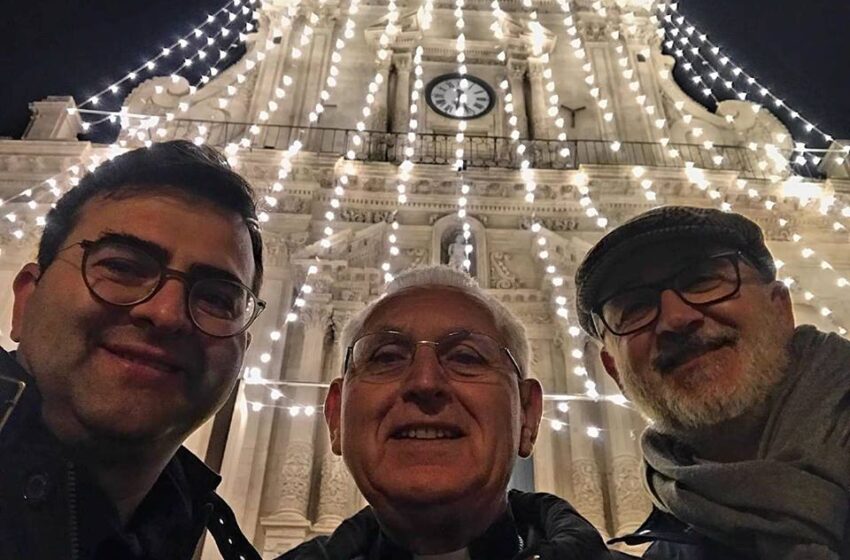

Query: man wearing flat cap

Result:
[278,265,621,560]
[575,206,850,559]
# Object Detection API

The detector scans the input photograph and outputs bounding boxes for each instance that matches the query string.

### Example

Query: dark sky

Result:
[1,0,848,143]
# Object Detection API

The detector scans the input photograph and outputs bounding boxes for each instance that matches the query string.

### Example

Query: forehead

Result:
[68,192,255,285]
[597,240,734,299]
[362,286,501,340]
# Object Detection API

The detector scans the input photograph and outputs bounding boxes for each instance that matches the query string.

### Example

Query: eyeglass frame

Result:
[343,329,524,381]
[591,250,751,338]
[60,238,266,338]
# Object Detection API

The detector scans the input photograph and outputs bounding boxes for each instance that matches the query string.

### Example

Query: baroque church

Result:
[1,0,848,556]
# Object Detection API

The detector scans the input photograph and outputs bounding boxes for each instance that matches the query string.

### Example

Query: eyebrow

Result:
[95,231,247,286]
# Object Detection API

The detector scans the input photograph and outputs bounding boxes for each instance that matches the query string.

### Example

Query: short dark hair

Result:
[38,140,264,293]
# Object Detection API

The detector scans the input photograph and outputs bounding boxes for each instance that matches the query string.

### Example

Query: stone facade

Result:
[1,1,849,558]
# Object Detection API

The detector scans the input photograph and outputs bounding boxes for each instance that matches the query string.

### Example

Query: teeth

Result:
[398,428,457,440]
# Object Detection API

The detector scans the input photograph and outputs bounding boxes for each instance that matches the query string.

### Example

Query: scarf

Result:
[642,325,850,559]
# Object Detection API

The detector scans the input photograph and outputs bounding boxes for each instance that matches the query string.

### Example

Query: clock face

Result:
[426,74,495,120]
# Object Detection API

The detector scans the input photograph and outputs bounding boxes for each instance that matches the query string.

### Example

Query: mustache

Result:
[652,330,739,373]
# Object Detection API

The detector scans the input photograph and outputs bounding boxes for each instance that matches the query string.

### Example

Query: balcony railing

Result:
[154,119,813,179]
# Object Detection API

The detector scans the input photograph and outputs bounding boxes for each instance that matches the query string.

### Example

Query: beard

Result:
[616,313,792,431]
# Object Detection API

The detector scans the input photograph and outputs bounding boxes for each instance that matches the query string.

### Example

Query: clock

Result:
[425,73,495,120]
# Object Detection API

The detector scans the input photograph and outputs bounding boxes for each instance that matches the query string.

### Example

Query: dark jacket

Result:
[0,348,260,560]
[277,490,635,560]
[609,508,755,560]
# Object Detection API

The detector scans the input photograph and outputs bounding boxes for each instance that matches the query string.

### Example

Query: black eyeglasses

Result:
[592,251,746,337]
[67,238,265,338]
[344,330,523,384]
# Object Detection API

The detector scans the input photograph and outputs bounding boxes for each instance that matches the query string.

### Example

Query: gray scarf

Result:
[642,325,850,559]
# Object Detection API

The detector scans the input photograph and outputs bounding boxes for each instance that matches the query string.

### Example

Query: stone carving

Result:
[490,252,523,289]
[275,440,314,517]
[279,196,308,214]
[302,305,333,330]
[520,215,580,232]
[570,458,607,529]
[610,455,652,531]
[402,247,429,268]
[316,452,355,523]
[446,233,468,270]
[339,208,394,224]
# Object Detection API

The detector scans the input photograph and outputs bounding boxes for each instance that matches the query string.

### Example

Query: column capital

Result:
[302,304,333,331]
[392,51,413,71]
[507,58,528,79]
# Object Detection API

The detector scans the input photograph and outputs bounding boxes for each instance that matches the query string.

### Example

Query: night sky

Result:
[1,0,848,144]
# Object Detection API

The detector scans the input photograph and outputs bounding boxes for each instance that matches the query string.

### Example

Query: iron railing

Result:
[156,119,806,179]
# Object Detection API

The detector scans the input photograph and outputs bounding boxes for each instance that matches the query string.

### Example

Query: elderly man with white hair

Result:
[277,265,620,560]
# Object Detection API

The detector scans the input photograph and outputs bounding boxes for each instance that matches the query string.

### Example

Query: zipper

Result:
[67,460,80,560]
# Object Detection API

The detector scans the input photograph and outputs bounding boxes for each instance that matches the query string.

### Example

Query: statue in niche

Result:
[442,229,477,277]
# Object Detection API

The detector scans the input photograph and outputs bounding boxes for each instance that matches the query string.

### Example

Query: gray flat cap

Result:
[574,206,777,338]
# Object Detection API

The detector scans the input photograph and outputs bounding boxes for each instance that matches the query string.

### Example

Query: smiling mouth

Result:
[105,347,183,375]
[391,427,464,440]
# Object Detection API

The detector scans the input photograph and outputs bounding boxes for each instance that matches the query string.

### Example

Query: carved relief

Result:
[490,252,523,289]
[610,455,652,530]
[316,452,355,522]
[274,440,314,517]
[339,208,394,223]
[520,215,581,232]
[570,458,607,529]
[402,247,429,268]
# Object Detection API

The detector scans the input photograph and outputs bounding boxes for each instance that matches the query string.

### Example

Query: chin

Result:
[374,471,479,506]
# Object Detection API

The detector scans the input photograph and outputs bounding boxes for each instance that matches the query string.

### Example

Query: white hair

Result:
[339,265,531,378]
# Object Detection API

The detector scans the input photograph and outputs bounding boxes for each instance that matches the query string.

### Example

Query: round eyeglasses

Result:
[69,238,265,338]
[344,330,523,384]
[592,251,745,337]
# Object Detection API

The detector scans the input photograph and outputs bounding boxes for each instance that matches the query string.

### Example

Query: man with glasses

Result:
[0,141,262,559]
[278,265,618,560]
[575,206,850,559]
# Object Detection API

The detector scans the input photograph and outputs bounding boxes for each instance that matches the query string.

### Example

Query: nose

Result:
[400,343,452,414]
[128,277,194,334]
[654,288,704,335]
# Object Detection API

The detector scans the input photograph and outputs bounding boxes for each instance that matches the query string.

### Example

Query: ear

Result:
[324,377,344,456]
[10,263,41,343]
[245,331,252,351]
[599,348,624,393]
[768,280,795,329]
[518,378,543,458]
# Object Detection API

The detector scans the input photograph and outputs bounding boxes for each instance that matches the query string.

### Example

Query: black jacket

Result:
[277,490,635,560]
[0,348,260,560]
[609,508,755,560]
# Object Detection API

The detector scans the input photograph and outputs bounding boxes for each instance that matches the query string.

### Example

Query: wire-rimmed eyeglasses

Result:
[344,330,523,383]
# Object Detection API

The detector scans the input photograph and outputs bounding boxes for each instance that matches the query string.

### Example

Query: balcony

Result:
[153,119,816,180]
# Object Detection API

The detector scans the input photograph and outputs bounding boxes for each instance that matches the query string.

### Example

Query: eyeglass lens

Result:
[83,240,258,337]
[349,331,515,383]
[600,254,740,335]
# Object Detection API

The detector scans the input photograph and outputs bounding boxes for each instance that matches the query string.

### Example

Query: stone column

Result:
[529,337,558,495]
[391,52,412,133]
[272,304,333,521]
[314,310,358,532]
[506,59,529,139]
[371,59,392,132]
[593,350,650,537]
[562,339,608,536]
[527,59,549,140]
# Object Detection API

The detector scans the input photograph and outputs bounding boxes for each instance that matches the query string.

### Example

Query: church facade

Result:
[1,0,848,557]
